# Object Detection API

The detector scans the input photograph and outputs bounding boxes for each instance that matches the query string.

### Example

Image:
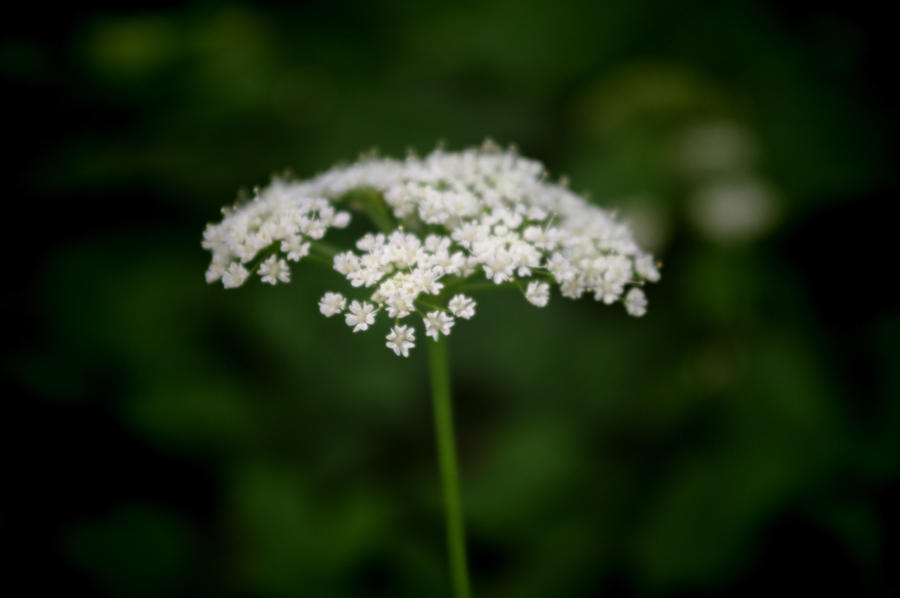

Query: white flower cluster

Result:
[202,141,660,357]
[202,186,352,288]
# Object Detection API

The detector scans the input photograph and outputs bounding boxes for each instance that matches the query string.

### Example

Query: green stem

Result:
[340,187,396,233]
[427,337,472,598]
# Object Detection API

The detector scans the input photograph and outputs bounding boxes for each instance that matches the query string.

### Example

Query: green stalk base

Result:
[427,336,472,598]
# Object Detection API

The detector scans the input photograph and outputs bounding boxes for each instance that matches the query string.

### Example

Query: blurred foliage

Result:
[5,1,897,596]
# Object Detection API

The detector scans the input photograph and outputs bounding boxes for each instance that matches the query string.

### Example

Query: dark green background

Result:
[5,1,898,596]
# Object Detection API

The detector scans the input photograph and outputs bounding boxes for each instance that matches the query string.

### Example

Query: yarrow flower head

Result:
[202,140,661,357]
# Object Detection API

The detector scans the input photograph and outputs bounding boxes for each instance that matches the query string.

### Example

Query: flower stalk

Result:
[428,336,471,598]
[201,141,662,594]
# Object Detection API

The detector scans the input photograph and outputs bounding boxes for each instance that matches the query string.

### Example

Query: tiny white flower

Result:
[624,287,647,317]
[424,234,449,252]
[333,252,360,275]
[349,261,385,288]
[424,311,455,341]
[356,233,385,251]
[384,293,415,319]
[345,300,377,332]
[431,250,466,276]
[413,267,444,295]
[281,236,311,262]
[559,278,585,299]
[205,258,227,283]
[448,294,476,319]
[318,292,346,317]
[332,211,351,228]
[302,219,327,239]
[593,271,624,304]
[451,222,488,248]
[386,324,416,357]
[546,253,576,283]
[482,249,514,284]
[222,262,249,289]
[525,281,550,307]
[259,255,291,285]
[635,254,661,282]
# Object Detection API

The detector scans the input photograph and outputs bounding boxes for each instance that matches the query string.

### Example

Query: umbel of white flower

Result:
[202,141,661,357]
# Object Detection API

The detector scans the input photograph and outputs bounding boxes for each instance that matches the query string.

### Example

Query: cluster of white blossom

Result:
[203,185,352,288]
[202,141,660,357]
